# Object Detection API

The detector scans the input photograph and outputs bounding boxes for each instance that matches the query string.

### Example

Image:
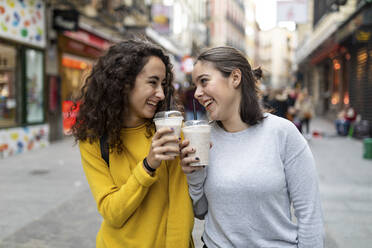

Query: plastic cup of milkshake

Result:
[182,120,211,166]
[153,110,183,156]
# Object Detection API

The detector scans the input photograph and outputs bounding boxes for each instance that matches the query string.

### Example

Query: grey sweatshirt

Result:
[187,114,324,248]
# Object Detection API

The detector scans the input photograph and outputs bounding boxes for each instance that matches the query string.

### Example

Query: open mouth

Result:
[203,99,214,110]
[146,100,158,108]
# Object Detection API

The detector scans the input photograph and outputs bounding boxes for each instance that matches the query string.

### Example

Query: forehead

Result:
[140,56,166,76]
[192,61,216,78]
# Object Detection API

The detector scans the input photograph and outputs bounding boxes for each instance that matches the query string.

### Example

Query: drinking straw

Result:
[167,87,173,111]
[192,99,197,120]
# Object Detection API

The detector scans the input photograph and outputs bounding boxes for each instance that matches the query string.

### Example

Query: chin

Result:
[207,111,219,121]
[144,112,155,119]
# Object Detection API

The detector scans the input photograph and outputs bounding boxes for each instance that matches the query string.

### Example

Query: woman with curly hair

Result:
[72,39,194,248]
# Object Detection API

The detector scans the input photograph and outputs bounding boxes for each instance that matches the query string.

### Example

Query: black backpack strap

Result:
[100,134,110,167]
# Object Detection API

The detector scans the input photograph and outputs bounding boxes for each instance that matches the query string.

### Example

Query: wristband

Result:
[143,158,156,173]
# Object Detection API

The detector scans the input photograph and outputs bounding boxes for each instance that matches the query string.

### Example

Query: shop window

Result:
[331,59,341,105]
[61,54,93,101]
[25,49,44,123]
[0,43,17,127]
[61,54,93,135]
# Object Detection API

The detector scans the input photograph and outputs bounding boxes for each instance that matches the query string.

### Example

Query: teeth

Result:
[147,101,157,106]
[204,99,213,107]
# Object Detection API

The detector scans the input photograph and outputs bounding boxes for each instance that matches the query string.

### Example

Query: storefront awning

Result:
[295,23,338,65]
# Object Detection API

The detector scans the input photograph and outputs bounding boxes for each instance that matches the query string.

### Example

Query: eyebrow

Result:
[195,74,209,82]
[148,76,160,80]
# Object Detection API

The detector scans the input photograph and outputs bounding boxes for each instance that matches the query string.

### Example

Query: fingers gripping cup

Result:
[182,120,211,166]
[154,111,183,156]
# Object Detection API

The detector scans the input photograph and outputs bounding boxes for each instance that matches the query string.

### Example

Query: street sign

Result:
[53,9,79,32]
[277,0,308,24]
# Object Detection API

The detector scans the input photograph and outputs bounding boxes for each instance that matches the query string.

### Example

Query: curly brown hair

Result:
[72,39,175,154]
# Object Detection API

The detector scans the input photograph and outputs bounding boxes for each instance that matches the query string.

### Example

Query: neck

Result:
[220,113,249,132]
[123,118,147,128]
[220,92,248,132]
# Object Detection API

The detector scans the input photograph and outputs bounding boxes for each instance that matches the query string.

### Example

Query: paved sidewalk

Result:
[309,118,372,247]
[0,137,100,248]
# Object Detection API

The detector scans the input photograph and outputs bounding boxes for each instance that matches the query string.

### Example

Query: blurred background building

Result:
[295,0,372,122]
[245,0,259,66]
[258,27,295,88]
[0,0,371,159]
[207,0,246,53]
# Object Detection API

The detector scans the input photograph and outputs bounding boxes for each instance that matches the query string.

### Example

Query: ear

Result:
[230,69,242,88]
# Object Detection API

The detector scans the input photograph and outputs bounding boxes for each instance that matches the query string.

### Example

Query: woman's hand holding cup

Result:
[147,127,180,169]
[180,139,204,174]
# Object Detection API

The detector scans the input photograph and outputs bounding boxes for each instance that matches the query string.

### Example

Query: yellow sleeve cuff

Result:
[133,161,158,187]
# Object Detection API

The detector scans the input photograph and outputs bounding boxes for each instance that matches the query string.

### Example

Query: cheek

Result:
[206,85,220,101]
[134,88,151,102]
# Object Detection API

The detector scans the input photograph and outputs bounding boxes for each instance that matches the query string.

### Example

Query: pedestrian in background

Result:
[180,46,324,248]
[295,88,315,137]
[335,104,357,136]
[72,40,194,248]
[269,88,289,119]
[286,87,298,121]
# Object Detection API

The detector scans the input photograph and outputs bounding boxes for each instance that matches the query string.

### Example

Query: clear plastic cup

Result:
[182,120,211,166]
[153,111,183,156]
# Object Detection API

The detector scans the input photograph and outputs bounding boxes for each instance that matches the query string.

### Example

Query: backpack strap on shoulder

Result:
[99,134,110,167]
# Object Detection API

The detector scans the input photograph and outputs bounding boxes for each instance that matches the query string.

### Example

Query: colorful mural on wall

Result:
[0,0,46,48]
[0,124,49,159]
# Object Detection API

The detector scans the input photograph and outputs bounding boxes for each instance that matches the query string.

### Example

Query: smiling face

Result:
[192,60,241,122]
[126,56,166,127]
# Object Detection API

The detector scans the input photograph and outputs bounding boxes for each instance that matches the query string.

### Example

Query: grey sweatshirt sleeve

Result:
[283,127,325,248]
[186,169,208,219]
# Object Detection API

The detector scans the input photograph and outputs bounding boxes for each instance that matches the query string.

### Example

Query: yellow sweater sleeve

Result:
[79,140,158,228]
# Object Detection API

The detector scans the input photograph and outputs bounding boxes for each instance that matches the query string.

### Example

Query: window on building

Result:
[25,48,44,123]
[0,43,17,127]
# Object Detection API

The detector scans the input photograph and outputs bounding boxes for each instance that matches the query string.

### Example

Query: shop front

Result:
[0,0,48,158]
[57,29,111,135]
[335,4,372,123]
[297,3,372,122]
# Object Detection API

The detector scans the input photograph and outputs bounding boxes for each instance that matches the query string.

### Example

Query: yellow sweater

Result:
[79,123,194,248]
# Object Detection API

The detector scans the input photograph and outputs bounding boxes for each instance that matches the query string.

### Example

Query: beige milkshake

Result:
[154,111,183,156]
[182,120,211,166]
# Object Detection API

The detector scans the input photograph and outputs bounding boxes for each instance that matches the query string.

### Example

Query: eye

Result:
[200,78,208,84]
[161,81,167,87]
[149,81,157,85]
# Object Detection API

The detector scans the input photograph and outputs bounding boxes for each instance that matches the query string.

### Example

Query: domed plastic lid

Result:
[183,120,209,127]
[153,110,183,121]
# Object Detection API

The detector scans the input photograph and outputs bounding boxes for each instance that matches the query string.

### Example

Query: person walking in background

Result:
[269,88,289,119]
[261,86,272,110]
[72,40,194,248]
[295,88,315,137]
[180,46,324,248]
[286,87,298,121]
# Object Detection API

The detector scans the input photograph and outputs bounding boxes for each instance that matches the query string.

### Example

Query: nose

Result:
[155,84,165,100]
[194,85,203,100]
